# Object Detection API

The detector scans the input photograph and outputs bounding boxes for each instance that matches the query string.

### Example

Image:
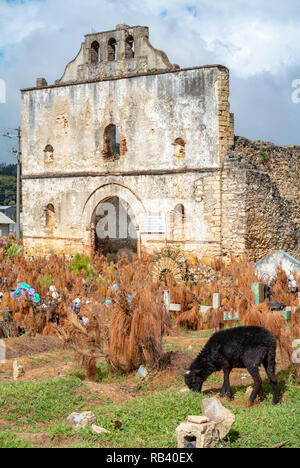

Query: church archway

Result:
[82,183,146,261]
[93,196,137,261]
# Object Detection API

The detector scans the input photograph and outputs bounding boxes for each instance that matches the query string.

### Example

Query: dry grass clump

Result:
[54,253,168,375]
[1,237,299,378]
[106,254,168,372]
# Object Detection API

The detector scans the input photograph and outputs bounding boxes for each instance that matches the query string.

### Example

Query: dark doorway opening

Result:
[94,196,137,262]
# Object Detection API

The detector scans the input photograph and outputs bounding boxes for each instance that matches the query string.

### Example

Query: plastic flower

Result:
[33,293,40,304]
[105,299,111,308]
[18,283,30,291]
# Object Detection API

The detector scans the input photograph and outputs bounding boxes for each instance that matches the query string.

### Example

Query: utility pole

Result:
[1,127,21,239]
[16,127,21,240]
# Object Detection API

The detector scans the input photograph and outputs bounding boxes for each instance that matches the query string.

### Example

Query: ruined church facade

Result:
[21,25,300,261]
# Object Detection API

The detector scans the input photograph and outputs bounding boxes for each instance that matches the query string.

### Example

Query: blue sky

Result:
[0,0,300,163]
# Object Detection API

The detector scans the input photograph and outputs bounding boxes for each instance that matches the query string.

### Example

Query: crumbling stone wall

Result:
[54,24,176,86]
[222,137,300,261]
[21,23,233,260]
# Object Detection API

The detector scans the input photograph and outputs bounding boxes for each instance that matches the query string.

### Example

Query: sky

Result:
[0,0,299,163]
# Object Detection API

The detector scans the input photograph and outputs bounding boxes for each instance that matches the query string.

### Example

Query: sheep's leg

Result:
[221,366,233,401]
[247,366,262,403]
[219,378,227,398]
[263,350,278,405]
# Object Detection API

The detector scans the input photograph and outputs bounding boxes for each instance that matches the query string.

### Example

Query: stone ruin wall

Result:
[22,61,232,260]
[22,24,299,263]
[221,137,300,261]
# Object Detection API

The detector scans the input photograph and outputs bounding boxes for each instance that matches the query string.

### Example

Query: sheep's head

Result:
[184,369,205,392]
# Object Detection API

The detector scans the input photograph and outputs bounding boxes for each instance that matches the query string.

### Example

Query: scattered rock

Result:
[201,397,235,440]
[13,360,24,380]
[176,419,220,448]
[66,411,96,430]
[187,415,210,424]
[245,386,253,397]
[92,424,110,435]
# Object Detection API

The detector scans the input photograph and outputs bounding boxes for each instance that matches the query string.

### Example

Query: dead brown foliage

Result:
[1,239,299,377]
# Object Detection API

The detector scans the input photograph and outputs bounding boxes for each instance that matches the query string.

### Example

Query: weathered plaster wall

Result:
[221,137,300,261]
[21,29,232,259]
[22,67,228,178]
[22,171,223,258]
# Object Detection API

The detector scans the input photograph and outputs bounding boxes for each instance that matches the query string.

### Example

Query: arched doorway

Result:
[93,196,137,261]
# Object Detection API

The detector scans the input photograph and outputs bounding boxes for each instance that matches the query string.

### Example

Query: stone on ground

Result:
[201,397,235,440]
[92,424,110,435]
[13,360,24,380]
[177,419,220,449]
[187,415,210,424]
[66,411,96,430]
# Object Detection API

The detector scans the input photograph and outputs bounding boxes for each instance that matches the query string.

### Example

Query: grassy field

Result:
[0,330,299,449]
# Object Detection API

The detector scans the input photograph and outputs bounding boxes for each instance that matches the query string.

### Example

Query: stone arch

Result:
[173,138,186,158]
[45,203,56,229]
[82,183,146,256]
[102,124,120,160]
[125,35,135,58]
[170,203,185,240]
[91,40,100,63]
[108,38,117,61]
[44,144,54,167]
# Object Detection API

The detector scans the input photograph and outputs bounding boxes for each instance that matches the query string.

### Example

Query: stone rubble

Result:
[201,397,235,440]
[13,360,25,380]
[66,411,96,431]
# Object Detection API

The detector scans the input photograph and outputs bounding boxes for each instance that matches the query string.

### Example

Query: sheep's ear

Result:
[185,370,191,375]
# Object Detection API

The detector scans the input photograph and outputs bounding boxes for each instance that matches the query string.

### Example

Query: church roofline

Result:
[20,64,229,93]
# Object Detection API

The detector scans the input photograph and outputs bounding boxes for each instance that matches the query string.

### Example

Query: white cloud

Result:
[0,0,299,161]
[0,1,45,48]
[1,0,299,77]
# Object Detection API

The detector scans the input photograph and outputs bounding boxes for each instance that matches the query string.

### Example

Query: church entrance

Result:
[93,196,137,262]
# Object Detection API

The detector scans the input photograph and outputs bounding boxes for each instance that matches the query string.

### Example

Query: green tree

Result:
[0,175,17,206]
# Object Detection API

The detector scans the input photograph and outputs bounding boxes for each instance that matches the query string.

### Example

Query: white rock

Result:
[201,397,235,440]
[92,424,110,435]
[13,360,24,380]
[176,420,220,448]
[66,411,96,430]
[187,416,210,424]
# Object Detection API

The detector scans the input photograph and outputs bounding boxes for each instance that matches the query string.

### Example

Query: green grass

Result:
[0,377,84,426]
[0,352,299,448]
[0,372,298,448]
[64,379,300,448]
[0,432,34,448]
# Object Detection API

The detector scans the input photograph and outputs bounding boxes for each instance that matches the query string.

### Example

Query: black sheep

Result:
[185,326,278,405]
